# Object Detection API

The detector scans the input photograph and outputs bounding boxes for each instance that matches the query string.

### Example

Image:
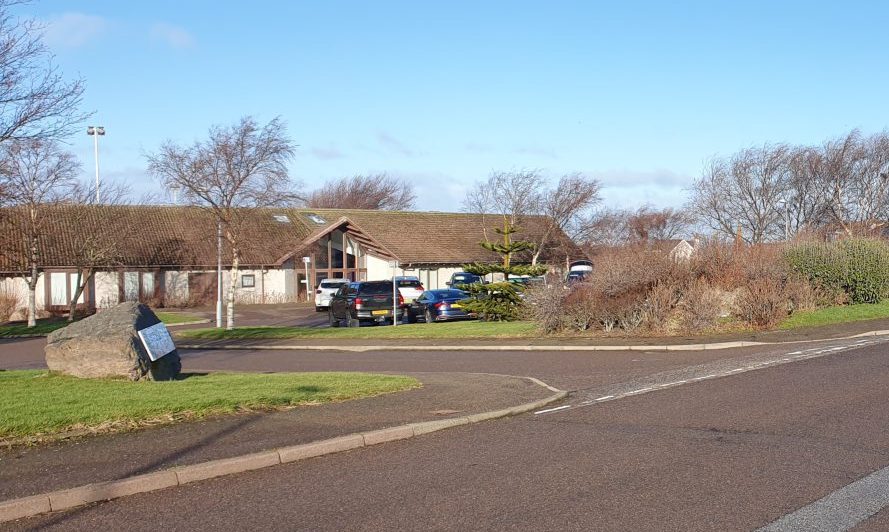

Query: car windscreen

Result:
[397,280,422,288]
[320,282,347,289]
[452,275,480,283]
[358,283,393,295]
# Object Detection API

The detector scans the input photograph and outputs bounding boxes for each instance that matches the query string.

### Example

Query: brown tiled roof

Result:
[0,205,584,271]
[286,208,583,266]
[0,205,310,272]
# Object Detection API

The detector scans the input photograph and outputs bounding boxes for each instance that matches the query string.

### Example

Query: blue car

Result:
[406,289,476,323]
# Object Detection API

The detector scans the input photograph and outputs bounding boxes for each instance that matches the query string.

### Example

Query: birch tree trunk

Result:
[226,247,239,330]
[27,285,37,327]
[27,235,38,327]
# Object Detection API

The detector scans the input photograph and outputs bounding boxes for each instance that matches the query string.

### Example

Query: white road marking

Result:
[534,405,571,415]
[758,464,889,531]
[535,339,886,416]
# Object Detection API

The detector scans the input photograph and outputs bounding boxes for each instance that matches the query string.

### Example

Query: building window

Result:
[241,274,255,288]
[50,272,68,306]
[123,272,140,301]
[121,271,157,302]
[307,213,326,224]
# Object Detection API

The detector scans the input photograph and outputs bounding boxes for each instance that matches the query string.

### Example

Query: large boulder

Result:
[45,302,181,381]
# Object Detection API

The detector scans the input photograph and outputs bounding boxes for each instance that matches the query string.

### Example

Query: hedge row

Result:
[784,239,889,304]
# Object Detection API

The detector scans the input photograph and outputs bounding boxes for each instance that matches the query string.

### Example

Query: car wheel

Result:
[405,308,416,324]
[424,309,434,324]
[328,309,340,328]
[347,315,360,328]
[315,305,323,312]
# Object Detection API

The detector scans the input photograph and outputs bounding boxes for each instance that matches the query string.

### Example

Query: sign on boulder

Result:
[45,302,182,381]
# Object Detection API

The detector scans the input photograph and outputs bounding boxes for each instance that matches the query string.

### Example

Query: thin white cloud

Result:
[514,145,558,159]
[595,168,694,188]
[377,132,416,157]
[150,22,195,49]
[309,145,346,160]
[43,12,109,48]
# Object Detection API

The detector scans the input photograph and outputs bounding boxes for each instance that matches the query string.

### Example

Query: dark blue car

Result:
[406,289,475,323]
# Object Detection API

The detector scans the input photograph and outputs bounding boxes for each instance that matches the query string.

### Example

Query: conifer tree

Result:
[458,217,547,321]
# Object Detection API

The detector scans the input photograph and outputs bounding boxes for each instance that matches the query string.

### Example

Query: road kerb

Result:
[278,434,365,463]
[362,425,415,446]
[466,408,517,423]
[176,329,889,353]
[0,495,51,523]
[409,417,471,435]
[48,471,179,512]
[174,450,281,485]
[0,380,566,525]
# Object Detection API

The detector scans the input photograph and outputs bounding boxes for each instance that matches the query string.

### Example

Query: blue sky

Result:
[17,1,889,211]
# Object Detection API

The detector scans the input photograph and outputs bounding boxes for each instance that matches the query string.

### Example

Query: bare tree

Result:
[689,130,889,241]
[577,205,691,250]
[65,182,132,321]
[626,205,692,242]
[576,207,633,248]
[688,144,790,243]
[0,138,79,326]
[463,169,543,226]
[147,116,298,329]
[531,172,600,264]
[0,0,87,144]
[306,173,415,210]
[815,130,889,235]
[463,169,600,263]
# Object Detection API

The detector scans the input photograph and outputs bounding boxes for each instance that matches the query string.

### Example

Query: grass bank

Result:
[177,320,537,341]
[780,300,889,330]
[0,311,204,337]
[0,370,419,441]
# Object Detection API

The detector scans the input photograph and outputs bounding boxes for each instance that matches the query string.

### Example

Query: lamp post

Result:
[216,221,223,328]
[779,198,790,241]
[302,257,311,302]
[390,260,399,327]
[86,126,105,202]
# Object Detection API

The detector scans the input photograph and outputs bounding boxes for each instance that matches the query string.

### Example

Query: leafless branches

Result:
[578,205,693,249]
[146,116,299,328]
[64,182,133,321]
[0,0,87,144]
[0,138,79,325]
[463,169,601,264]
[689,130,889,243]
[306,173,416,210]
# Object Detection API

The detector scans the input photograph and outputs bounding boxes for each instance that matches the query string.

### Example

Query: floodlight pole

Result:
[86,126,105,203]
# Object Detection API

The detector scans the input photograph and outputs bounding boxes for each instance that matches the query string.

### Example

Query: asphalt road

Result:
[11,338,889,531]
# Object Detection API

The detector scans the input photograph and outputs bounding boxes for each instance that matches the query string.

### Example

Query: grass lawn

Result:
[780,300,889,330]
[178,320,537,341]
[154,311,206,325]
[0,370,419,441]
[0,311,205,337]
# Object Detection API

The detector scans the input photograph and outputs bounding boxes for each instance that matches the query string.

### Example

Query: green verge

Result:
[0,370,419,440]
[780,300,889,330]
[0,311,204,337]
[177,320,537,341]
[154,311,206,325]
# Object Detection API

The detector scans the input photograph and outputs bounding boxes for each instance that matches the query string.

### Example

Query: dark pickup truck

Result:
[328,281,404,327]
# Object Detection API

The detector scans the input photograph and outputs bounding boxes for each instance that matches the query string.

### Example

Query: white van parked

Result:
[314,278,350,311]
